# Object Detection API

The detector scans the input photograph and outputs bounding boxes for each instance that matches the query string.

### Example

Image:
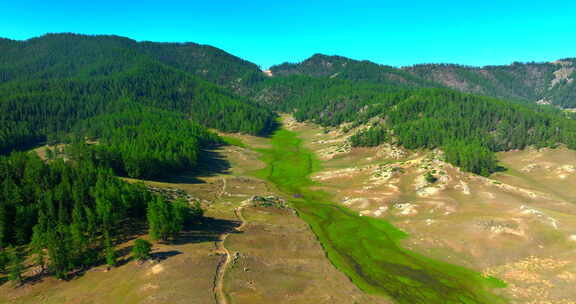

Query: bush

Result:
[425,172,438,183]
[132,239,152,261]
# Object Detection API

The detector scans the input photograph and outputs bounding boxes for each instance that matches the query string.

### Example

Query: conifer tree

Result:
[6,246,25,287]
[47,225,70,280]
[29,225,47,274]
[104,237,116,268]
[0,249,7,273]
[147,196,189,242]
[0,203,8,248]
[132,239,152,261]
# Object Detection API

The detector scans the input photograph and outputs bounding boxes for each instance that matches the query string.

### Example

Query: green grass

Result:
[252,127,508,304]
[221,135,247,148]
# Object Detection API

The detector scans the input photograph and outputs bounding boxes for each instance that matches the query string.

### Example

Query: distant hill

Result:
[270,54,439,88]
[0,33,275,153]
[0,33,264,92]
[405,59,576,108]
[271,54,576,108]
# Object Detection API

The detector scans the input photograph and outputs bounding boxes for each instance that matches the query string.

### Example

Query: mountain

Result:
[270,54,438,88]
[0,33,264,92]
[1,32,575,177]
[0,33,275,172]
[405,59,576,107]
[271,54,576,107]
[249,74,576,175]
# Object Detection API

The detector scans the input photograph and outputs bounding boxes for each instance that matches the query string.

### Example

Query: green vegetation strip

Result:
[252,127,507,304]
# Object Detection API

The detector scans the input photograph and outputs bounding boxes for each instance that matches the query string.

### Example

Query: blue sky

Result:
[2,1,576,69]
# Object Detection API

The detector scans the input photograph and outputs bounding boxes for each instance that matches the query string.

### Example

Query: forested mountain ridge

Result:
[0,35,276,154]
[248,74,576,175]
[269,54,439,88]
[405,59,576,108]
[4,33,574,109]
[271,54,576,107]
[0,33,264,92]
[1,32,575,177]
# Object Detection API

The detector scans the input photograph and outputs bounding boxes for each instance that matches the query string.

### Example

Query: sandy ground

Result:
[287,116,576,304]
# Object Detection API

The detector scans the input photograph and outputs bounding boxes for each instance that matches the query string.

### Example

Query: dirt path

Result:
[213,198,250,304]
[216,177,228,200]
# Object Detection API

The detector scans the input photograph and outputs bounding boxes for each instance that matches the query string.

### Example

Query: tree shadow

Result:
[151,250,182,261]
[152,148,231,184]
[258,118,281,138]
[493,165,508,173]
[15,217,243,286]
[0,276,7,287]
[22,268,50,286]
[112,244,136,268]
[172,217,243,245]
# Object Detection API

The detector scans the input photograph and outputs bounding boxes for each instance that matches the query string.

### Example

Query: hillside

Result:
[284,116,576,304]
[405,59,576,108]
[247,74,576,175]
[0,35,276,155]
[0,33,263,92]
[270,54,438,88]
[271,54,576,107]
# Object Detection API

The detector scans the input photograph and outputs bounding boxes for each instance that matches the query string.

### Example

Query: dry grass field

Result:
[0,131,388,304]
[3,117,576,304]
[284,116,576,304]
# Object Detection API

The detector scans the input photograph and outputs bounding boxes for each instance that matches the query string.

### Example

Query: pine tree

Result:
[148,196,171,241]
[6,246,25,287]
[171,199,189,239]
[147,196,188,242]
[0,249,7,273]
[29,225,47,274]
[104,238,116,268]
[47,225,70,280]
[69,203,88,268]
[0,203,8,248]
[132,239,152,262]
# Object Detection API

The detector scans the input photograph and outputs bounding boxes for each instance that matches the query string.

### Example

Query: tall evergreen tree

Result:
[132,239,152,262]
[6,246,25,287]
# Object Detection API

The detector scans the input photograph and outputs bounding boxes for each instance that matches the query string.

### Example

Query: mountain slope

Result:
[270,54,576,107]
[0,33,264,91]
[405,59,576,107]
[0,34,275,155]
[270,54,438,88]
[249,74,576,175]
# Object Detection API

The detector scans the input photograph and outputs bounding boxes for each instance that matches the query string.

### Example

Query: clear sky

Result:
[2,1,576,69]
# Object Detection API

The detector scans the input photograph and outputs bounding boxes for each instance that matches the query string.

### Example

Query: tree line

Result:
[0,52,275,154]
[250,75,576,175]
[68,101,220,179]
[0,152,202,285]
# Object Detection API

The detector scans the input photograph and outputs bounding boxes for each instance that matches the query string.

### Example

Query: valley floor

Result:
[2,116,576,304]
[285,116,576,304]
[0,124,385,304]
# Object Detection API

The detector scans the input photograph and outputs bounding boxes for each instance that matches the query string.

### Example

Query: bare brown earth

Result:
[5,117,576,304]
[223,204,388,304]
[283,115,576,304]
[214,199,249,304]
[0,132,389,304]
